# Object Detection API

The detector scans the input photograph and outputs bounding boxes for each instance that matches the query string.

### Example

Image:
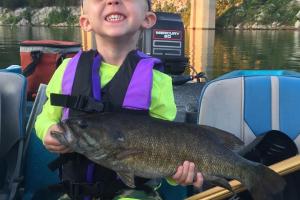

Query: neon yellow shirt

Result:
[35,58,177,141]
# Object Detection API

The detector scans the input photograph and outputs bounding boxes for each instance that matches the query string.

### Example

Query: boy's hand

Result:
[44,124,72,154]
[172,161,203,188]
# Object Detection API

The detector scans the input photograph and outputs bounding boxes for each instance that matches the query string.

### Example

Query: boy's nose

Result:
[107,0,120,6]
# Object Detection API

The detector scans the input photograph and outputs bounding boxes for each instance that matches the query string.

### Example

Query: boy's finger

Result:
[172,165,183,180]
[60,147,73,154]
[46,144,69,152]
[45,136,62,146]
[178,161,189,183]
[193,172,204,188]
[185,162,195,184]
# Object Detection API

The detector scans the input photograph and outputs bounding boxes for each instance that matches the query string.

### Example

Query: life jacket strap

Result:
[50,93,105,113]
[48,153,77,171]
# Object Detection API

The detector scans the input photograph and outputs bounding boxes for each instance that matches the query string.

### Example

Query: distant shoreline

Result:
[0,7,80,27]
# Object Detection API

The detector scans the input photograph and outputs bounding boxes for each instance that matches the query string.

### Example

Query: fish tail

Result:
[246,164,286,200]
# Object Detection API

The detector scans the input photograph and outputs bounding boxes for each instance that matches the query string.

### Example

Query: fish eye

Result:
[77,119,88,129]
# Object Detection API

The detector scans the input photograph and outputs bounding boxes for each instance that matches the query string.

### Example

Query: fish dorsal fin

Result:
[117,171,135,188]
[115,149,143,160]
[200,125,244,152]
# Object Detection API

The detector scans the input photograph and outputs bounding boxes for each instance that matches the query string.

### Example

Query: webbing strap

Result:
[50,93,104,113]
[22,51,43,77]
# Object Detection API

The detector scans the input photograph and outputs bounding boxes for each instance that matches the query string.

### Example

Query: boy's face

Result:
[80,0,156,40]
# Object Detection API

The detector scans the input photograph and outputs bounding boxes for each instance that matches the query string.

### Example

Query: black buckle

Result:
[74,95,88,111]
[75,95,104,112]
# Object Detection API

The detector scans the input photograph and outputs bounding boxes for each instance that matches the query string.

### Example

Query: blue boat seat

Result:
[0,71,27,200]
[1,65,23,74]
[22,84,60,200]
[198,70,300,151]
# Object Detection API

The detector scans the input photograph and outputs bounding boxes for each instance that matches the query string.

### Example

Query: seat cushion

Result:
[198,70,300,150]
[0,72,26,158]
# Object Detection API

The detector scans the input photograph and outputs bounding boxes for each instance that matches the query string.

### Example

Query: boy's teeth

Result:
[106,14,124,22]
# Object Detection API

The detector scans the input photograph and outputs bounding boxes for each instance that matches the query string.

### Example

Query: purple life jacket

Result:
[52,49,163,119]
[49,49,164,200]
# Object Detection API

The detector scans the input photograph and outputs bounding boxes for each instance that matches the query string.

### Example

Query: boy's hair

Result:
[81,0,151,10]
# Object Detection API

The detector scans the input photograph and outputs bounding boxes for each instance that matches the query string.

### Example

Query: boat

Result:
[0,11,300,200]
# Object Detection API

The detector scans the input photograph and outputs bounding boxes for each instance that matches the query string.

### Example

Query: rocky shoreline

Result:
[218,11,300,30]
[0,7,80,26]
[222,20,300,30]
[217,0,300,30]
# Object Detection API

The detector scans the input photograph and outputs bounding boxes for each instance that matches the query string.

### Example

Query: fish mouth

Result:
[59,120,77,147]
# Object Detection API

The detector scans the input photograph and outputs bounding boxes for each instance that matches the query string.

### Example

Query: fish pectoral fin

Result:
[204,175,235,194]
[115,149,143,160]
[117,171,135,188]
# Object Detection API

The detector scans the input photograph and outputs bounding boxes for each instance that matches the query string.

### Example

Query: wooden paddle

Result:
[186,155,300,200]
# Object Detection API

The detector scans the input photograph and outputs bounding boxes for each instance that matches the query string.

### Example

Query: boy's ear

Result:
[80,15,92,32]
[142,12,157,29]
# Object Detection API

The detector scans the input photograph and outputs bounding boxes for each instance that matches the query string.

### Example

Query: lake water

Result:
[1,26,300,79]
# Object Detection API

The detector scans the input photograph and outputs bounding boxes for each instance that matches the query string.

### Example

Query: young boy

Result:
[35,0,203,199]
